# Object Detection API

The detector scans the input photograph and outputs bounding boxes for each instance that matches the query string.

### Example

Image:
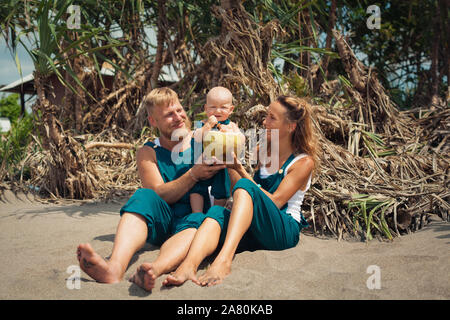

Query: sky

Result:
[0,37,34,88]
[0,36,35,114]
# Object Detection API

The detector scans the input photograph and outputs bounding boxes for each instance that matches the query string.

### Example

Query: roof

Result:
[0,62,115,94]
[0,74,35,94]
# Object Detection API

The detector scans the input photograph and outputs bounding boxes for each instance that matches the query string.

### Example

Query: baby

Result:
[190,86,241,213]
[192,86,239,145]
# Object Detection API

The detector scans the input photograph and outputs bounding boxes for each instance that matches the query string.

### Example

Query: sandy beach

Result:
[0,189,449,300]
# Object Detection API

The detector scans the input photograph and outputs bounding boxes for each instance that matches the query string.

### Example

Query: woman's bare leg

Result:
[77,212,148,283]
[129,227,197,291]
[162,218,222,286]
[198,189,253,286]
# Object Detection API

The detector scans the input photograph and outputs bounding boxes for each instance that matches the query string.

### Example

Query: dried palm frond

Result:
[8,5,449,242]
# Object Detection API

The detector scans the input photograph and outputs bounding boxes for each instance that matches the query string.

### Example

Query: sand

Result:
[0,189,449,300]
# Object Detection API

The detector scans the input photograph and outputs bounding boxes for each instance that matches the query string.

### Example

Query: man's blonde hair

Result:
[143,87,179,115]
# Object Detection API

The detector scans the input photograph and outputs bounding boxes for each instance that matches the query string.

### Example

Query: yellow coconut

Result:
[203,130,243,163]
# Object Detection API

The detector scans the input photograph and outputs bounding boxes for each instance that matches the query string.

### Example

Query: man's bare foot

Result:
[129,263,161,291]
[198,260,231,287]
[162,263,199,287]
[76,243,122,283]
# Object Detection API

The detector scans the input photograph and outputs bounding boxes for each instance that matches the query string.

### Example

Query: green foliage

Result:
[347,194,394,241]
[1,0,446,111]
[284,71,310,97]
[0,109,34,181]
[248,0,448,108]
[0,93,21,122]
[339,0,448,107]
[1,0,132,99]
[361,130,396,158]
[165,0,222,47]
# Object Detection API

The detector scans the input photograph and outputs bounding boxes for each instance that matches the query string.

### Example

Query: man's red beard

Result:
[161,117,192,141]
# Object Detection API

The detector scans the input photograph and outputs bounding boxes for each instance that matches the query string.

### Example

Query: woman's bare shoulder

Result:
[287,155,314,174]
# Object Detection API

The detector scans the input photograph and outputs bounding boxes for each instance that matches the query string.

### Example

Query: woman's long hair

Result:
[276,95,319,172]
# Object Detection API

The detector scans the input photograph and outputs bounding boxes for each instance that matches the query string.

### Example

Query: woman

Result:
[163,95,318,287]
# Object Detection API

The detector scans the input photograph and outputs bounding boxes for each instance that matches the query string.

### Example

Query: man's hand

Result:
[190,161,226,181]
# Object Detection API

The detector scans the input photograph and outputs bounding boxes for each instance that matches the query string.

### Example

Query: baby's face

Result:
[204,96,234,122]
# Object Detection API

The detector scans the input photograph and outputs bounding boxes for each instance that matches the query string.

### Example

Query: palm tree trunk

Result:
[444,0,450,103]
[313,0,337,92]
[150,0,166,89]
[33,71,98,199]
[220,0,240,10]
[429,0,441,104]
[298,8,312,80]
[73,46,86,132]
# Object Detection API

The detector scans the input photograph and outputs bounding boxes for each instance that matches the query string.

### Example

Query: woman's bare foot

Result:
[129,263,161,291]
[198,260,231,287]
[76,243,122,283]
[162,263,199,287]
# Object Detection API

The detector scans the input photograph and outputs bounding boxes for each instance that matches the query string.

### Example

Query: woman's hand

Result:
[226,151,253,189]
[226,151,244,172]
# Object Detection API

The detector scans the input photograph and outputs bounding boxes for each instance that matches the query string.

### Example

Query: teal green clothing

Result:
[191,120,231,200]
[253,154,297,213]
[190,138,230,200]
[217,119,230,126]
[120,188,205,245]
[143,140,197,214]
[205,154,309,251]
[120,140,223,246]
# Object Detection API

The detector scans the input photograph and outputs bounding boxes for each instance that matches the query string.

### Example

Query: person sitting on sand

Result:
[76,87,226,287]
[189,86,241,213]
[162,95,317,287]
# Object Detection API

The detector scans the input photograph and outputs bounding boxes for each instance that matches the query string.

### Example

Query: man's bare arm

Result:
[137,145,225,205]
